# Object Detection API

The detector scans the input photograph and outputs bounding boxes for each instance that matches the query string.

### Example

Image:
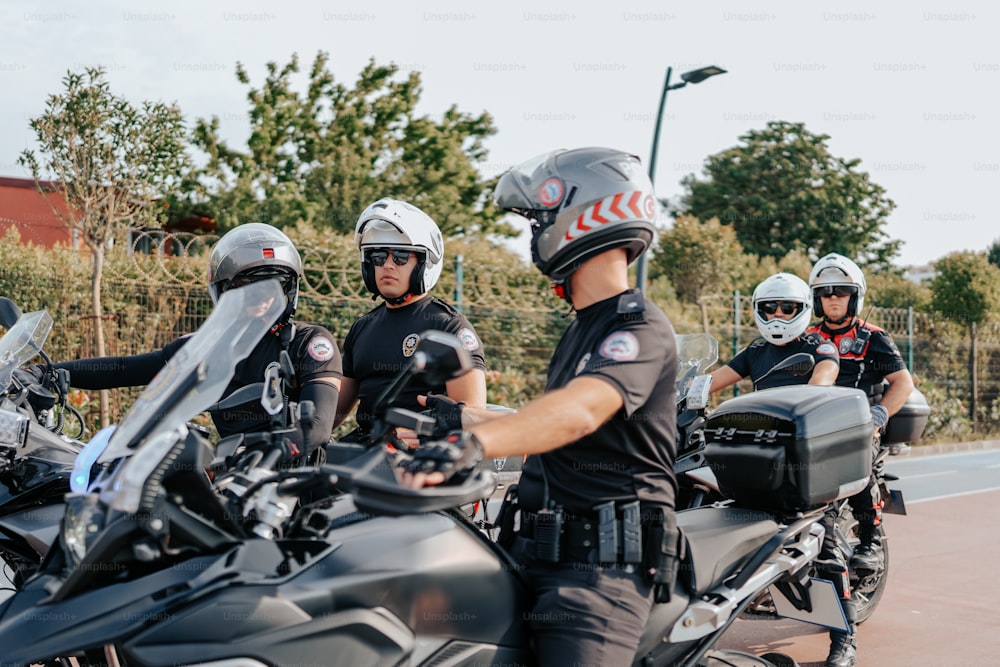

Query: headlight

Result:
[62,493,105,565]
[0,407,29,448]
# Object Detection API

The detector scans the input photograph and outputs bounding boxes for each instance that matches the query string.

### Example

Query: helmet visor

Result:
[494,150,566,213]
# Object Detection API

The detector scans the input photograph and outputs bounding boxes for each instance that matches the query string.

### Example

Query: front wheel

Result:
[835,502,889,624]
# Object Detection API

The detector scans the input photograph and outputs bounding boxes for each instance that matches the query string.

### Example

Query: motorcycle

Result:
[0,298,86,604]
[673,335,929,624]
[0,282,881,667]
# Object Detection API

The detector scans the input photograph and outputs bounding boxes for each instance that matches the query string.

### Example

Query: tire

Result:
[835,502,889,624]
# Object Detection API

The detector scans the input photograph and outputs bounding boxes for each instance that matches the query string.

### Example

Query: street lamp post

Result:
[635,64,727,294]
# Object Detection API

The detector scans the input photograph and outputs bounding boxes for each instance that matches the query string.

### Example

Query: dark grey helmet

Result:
[493,147,656,287]
[208,224,303,315]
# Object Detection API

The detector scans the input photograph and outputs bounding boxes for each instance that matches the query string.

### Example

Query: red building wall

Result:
[0,176,75,248]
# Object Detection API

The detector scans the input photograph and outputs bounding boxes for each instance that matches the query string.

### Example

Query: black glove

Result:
[398,430,484,482]
[13,364,46,387]
[425,393,466,433]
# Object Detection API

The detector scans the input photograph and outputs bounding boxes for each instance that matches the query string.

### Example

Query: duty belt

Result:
[519,501,646,565]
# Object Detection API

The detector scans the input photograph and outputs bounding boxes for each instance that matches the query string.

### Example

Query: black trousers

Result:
[511,536,655,667]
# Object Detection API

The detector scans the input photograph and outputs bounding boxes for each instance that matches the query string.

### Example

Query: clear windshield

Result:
[98,280,286,463]
[0,310,54,391]
[675,333,719,400]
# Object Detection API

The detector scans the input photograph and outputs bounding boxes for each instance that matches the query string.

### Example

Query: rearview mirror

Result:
[0,298,22,329]
[411,330,473,386]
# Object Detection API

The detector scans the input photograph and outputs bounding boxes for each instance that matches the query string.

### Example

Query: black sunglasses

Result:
[367,249,414,267]
[816,285,858,298]
[759,301,802,316]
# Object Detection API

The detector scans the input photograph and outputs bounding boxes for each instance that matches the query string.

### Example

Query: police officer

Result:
[806,253,914,667]
[48,224,342,460]
[334,198,487,443]
[402,147,679,666]
[710,272,839,393]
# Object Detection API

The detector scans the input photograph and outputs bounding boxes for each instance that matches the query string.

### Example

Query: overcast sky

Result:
[2,0,996,269]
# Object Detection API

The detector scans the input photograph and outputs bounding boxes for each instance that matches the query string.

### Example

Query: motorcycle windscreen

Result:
[0,309,54,391]
[769,577,850,632]
[99,280,286,464]
[674,333,719,399]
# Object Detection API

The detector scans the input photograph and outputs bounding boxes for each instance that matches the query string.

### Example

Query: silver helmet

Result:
[208,224,303,317]
[493,147,656,294]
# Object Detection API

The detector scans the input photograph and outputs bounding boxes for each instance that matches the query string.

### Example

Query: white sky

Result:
[2,0,996,269]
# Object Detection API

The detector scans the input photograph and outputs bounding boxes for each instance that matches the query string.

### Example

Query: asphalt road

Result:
[717,447,1000,666]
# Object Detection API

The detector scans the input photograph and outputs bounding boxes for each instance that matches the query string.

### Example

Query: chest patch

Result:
[575,353,592,376]
[839,337,856,355]
[402,333,420,358]
[599,331,639,362]
[817,343,837,356]
[307,336,335,361]
[457,327,480,352]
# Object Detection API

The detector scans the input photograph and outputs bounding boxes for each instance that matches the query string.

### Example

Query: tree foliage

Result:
[929,251,1000,430]
[19,67,188,425]
[929,252,1000,328]
[673,121,899,267]
[185,52,510,238]
[650,215,747,303]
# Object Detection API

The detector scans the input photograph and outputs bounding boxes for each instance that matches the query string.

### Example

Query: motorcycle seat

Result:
[676,505,779,596]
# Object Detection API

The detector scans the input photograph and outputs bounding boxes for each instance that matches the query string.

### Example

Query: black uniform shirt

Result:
[162,323,343,438]
[807,320,907,394]
[342,297,486,432]
[727,333,840,391]
[519,289,679,516]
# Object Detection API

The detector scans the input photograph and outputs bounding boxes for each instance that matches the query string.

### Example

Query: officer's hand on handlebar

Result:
[398,430,483,487]
[422,393,466,434]
[13,364,46,388]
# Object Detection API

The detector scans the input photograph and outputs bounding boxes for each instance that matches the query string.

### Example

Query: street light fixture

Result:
[635,65,727,294]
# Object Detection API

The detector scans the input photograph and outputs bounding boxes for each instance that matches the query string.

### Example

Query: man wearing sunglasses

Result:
[334,198,487,445]
[804,253,915,667]
[709,272,839,394]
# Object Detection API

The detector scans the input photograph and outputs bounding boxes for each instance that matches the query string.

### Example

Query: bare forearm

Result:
[470,378,621,459]
[880,370,915,416]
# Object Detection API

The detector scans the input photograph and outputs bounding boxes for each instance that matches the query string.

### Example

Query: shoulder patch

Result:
[402,333,420,358]
[457,327,480,352]
[816,343,837,356]
[307,336,335,361]
[599,331,640,362]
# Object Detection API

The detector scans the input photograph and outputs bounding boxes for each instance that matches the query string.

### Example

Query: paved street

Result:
[717,474,1000,665]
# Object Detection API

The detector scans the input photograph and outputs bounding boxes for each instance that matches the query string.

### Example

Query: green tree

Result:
[650,215,747,304]
[185,52,510,238]
[19,67,188,426]
[987,237,1000,269]
[673,121,899,267]
[929,251,1000,432]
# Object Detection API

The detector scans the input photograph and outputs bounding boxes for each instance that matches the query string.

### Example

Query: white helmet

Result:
[808,253,866,320]
[355,198,445,303]
[752,273,812,346]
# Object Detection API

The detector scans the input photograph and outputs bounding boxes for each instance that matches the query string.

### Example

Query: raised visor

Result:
[704,385,873,513]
